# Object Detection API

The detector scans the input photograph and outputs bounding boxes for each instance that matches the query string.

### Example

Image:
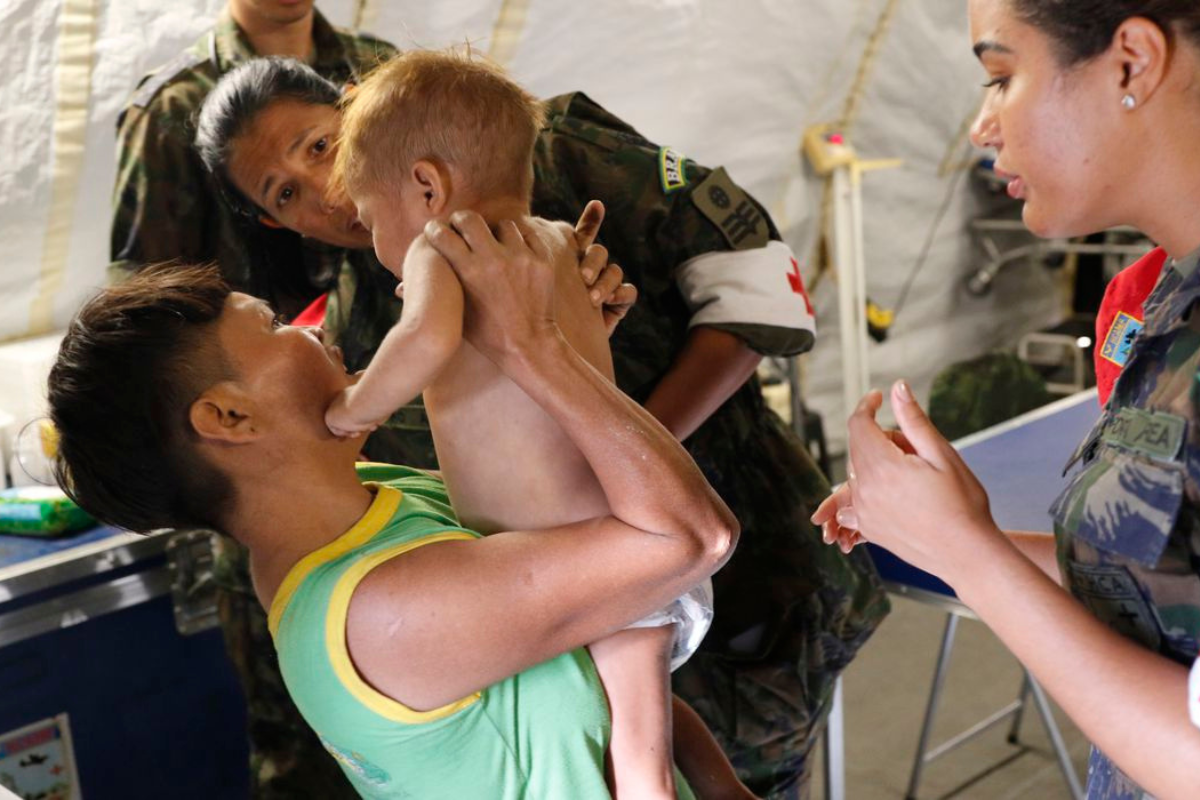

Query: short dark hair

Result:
[1011,0,1200,65]
[195,57,342,217]
[49,264,237,534]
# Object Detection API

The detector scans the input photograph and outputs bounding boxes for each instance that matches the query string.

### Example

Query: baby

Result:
[325,50,716,799]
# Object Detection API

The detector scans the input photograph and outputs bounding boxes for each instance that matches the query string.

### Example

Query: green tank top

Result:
[268,463,695,799]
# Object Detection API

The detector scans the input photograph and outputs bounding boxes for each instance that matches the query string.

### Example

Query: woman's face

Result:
[216,292,358,441]
[227,99,374,250]
[968,0,1130,238]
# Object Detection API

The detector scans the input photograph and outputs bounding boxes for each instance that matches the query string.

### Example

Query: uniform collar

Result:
[1143,243,1200,334]
[1169,243,1200,281]
[210,8,349,73]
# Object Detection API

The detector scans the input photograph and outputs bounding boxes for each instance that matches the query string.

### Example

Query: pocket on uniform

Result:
[1053,446,1182,567]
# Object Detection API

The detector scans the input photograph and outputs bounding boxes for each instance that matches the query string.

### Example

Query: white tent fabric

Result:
[0,0,1067,444]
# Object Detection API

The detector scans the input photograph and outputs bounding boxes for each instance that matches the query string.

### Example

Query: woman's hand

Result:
[833,380,1002,587]
[812,482,865,554]
[812,428,914,553]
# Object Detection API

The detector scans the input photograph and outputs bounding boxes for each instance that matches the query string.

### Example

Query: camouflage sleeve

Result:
[109,96,210,284]
[534,94,813,356]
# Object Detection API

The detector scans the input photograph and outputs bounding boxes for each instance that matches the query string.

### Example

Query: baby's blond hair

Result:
[334,48,545,203]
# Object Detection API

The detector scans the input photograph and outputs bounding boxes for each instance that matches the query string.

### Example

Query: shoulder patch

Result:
[692,168,770,251]
[658,147,689,194]
[132,50,207,109]
[1100,311,1143,367]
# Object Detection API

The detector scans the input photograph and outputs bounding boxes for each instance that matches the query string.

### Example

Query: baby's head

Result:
[334,48,545,274]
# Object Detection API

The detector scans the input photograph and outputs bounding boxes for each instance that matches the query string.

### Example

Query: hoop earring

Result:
[1121,94,1137,110]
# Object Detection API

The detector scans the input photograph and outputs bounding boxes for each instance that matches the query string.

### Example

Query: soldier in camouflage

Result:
[110,0,394,315]
[1050,247,1200,799]
[109,4,392,797]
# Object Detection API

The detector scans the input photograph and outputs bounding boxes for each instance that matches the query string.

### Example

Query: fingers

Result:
[886,428,915,455]
[605,283,637,312]
[496,219,526,250]
[574,200,605,251]
[889,380,953,468]
[447,210,496,254]
[580,244,611,303]
[835,504,859,530]
[601,283,637,335]
[515,218,554,261]
[811,482,849,525]
[582,249,620,288]
[424,220,473,264]
[845,389,888,476]
[587,256,623,304]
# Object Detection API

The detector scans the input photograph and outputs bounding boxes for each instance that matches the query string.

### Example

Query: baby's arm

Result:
[326,238,464,438]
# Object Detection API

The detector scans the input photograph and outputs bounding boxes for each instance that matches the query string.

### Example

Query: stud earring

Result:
[1121,94,1137,110]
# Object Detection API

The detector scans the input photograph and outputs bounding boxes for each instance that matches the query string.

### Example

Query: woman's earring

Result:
[1121,94,1137,110]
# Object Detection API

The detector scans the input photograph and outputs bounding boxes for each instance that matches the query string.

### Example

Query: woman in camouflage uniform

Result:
[818,2,1200,798]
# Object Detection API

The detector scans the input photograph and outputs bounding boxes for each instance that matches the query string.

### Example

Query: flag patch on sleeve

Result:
[1099,311,1143,367]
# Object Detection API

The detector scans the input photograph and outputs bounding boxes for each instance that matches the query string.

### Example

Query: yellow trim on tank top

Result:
[267,483,403,636]
[325,533,482,723]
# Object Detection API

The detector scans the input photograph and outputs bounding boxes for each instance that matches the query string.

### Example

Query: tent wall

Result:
[0,0,1068,444]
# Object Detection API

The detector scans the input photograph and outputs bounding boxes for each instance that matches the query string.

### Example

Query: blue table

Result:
[869,389,1100,799]
[870,389,1100,608]
[0,525,249,798]
[0,525,125,571]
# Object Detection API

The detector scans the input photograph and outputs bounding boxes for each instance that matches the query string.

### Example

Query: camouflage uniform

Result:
[109,9,394,315]
[109,12,394,799]
[329,93,890,799]
[1052,247,1200,799]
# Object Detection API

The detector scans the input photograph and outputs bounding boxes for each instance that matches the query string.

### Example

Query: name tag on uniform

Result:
[1101,407,1186,462]
[1100,311,1143,367]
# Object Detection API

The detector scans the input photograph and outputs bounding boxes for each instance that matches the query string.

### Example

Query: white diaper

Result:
[624,578,714,672]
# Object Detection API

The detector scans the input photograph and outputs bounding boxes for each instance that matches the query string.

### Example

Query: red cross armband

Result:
[675,241,817,344]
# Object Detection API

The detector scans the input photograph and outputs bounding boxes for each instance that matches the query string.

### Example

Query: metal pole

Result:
[1028,676,1085,800]
[832,165,867,421]
[905,613,959,800]
[823,677,846,800]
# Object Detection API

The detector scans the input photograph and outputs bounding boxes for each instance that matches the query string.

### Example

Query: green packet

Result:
[0,486,95,537]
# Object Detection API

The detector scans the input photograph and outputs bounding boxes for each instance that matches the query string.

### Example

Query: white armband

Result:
[675,241,816,335]
[1190,658,1200,729]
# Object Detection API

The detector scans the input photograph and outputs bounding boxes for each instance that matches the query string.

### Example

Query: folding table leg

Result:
[1028,675,1085,800]
[905,612,959,800]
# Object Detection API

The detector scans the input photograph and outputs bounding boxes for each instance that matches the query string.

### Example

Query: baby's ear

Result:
[412,160,451,214]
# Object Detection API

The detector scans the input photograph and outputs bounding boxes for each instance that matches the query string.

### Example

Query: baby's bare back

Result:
[424,219,615,534]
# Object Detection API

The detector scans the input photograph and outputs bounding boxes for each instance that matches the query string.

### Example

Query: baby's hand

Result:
[325,389,381,439]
